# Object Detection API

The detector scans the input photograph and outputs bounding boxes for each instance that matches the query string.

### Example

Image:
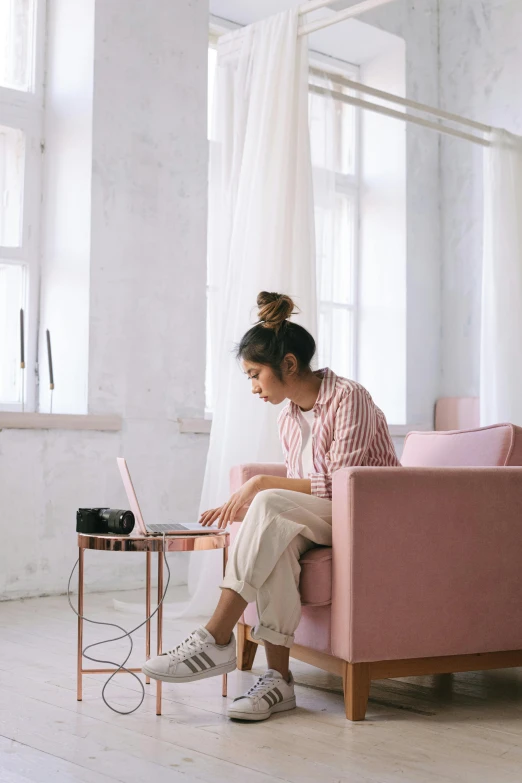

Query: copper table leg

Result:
[156,547,164,715]
[222,544,228,698]
[145,550,151,685]
[76,532,229,714]
[77,547,84,701]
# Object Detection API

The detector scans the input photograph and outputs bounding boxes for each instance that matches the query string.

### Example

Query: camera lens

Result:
[99,509,135,535]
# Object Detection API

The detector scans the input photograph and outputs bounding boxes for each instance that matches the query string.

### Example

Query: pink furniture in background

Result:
[229,422,522,720]
[435,396,480,431]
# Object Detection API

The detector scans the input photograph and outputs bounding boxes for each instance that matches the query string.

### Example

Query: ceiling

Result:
[209,0,402,66]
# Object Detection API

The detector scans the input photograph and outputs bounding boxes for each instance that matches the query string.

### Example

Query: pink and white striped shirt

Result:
[277,367,401,500]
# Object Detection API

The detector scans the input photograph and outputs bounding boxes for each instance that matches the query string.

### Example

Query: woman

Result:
[143,291,400,721]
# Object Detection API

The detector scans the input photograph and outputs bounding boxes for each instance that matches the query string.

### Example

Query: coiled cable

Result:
[67,532,170,715]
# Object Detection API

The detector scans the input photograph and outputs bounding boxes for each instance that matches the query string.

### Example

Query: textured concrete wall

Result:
[439,0,522,397]
[0,0,209,600]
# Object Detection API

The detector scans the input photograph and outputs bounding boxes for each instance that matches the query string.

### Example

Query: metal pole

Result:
[156,546,164,715]
[145,550,151,685]
[77,547,84,701]
[222,543,229,698]
[309,66,492,134]
[308,85,490,148]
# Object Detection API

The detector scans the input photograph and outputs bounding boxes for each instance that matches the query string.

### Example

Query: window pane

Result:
[0,125,25,247]
[315,203,334,301]
[205,286,213,412]
[309,71,356,176]
[205,283,220,413]
[318,306,331,373]
[339,87,356,176]
[0,263,26,403]
[315,192,355,306]
[208,46,217,141]
[332,194,355,305]
[331,306,354,379]
[318,304,353,379]
[309,90,331,171]
[0,0,36,91]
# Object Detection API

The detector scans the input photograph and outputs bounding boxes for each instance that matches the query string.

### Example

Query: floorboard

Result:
[1,588,522,782]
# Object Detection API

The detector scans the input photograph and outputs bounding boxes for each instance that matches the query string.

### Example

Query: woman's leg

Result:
[205,588,247,645]
[221,488,332,649]
[225,489,332,721]
[209,496,319,678]
[264,642,290,680]
[143,489,331,690]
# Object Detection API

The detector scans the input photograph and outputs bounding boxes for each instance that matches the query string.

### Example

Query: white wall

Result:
[0,0,210,600]
[439,0,522,397]
[353,0,441,430]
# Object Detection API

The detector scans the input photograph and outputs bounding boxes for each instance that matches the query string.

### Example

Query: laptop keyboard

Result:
[147,523,188,532]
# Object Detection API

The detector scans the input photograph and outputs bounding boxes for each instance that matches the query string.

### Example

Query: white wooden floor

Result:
[2,588,522,783]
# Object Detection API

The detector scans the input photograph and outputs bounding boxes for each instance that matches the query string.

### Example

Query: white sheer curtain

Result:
[480,129,522,427]
[179,9,318,617]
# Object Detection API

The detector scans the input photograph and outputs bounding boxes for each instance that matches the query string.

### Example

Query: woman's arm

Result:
[309,387,377,498]
[256,474,312,495]
[201,475,311,528]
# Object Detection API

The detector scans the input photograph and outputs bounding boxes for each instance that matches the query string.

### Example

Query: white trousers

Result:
[220,488,333,648]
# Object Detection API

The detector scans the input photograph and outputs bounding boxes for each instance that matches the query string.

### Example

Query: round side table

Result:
[77,531,230,715]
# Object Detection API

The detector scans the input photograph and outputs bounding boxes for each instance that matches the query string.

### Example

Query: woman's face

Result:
[241,359,291,405]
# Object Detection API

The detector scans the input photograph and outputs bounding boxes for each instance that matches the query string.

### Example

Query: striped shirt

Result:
[277,367,401,499]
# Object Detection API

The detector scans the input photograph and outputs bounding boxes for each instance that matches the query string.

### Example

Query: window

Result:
[0,0,45,411]
[205,41,360,413]
[309,61,360,383]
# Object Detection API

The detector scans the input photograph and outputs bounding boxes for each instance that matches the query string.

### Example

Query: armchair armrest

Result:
[331,466,522,664]
[230,463,287,494]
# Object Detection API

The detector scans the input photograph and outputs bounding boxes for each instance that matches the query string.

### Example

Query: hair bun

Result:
[256,291,299,333]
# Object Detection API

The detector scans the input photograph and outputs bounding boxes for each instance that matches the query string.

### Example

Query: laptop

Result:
[116,457,220,535]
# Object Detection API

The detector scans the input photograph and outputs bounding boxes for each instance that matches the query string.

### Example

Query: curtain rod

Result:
[298,0,337,13]
[215,3,490,143]
[309,85,491,147]
[310,67,492,134]
[215,0,398,56]
[298,0,398,36]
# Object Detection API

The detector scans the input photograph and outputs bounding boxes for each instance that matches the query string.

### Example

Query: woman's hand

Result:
[199,477,261,529]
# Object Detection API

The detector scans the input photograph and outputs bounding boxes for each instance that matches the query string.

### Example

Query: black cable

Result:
[67,532,171,715]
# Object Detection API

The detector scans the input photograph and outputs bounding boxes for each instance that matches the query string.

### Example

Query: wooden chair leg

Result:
[342,662,370,721]
[236,623,258,670]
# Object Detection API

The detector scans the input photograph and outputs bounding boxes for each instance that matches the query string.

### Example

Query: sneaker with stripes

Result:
[227,669,296,721]
[141,626,236,683]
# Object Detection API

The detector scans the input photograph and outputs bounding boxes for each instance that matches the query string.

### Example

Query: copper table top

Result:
[78,531,229,552]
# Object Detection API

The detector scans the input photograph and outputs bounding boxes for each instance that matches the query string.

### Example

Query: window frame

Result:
[0,0,46,411]
[205,33,222,417]
[309,51,361,383]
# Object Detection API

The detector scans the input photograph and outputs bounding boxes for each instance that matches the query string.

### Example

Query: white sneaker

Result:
[142,626,236,683]
[227,669,296,721]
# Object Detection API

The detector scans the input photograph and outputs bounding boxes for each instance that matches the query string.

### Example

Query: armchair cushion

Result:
[401,422,522,467]
[299,546,332,606]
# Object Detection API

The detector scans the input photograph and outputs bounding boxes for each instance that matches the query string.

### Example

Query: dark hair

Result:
[234,292,316,382]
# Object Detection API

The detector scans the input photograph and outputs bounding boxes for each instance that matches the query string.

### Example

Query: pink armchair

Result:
[229,423,522,720]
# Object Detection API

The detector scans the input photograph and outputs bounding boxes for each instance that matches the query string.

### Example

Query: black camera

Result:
[76,508,135,536]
